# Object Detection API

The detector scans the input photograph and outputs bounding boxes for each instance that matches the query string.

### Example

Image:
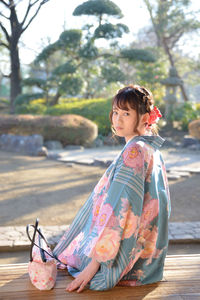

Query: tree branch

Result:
[21,0,49,34]
[21,0,34,28]
[143,0,161,47]
[0,21,10,43]
[0,11,9,20]
[0,0,9,8]
[2,72,11,78]
[0,40,9,48]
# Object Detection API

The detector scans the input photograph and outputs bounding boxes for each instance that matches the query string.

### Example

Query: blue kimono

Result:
[53,135,171,290]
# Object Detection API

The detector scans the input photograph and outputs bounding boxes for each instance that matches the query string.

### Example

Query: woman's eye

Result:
[124,112,129,116]
[113,111,117,115]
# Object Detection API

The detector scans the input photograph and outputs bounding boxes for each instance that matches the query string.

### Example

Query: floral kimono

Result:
[53,135,171,290]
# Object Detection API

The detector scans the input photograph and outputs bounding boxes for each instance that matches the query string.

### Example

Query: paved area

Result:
[1,222,200,252]
[48,146,200,173]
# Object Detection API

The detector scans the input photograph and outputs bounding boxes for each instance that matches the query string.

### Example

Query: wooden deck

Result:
[0,254,200,299]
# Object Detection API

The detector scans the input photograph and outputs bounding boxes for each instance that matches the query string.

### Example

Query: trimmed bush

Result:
[16,97,113,136]
[0,114,98,146]
[188,119,200,140]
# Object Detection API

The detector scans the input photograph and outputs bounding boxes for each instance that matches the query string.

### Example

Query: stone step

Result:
[0,222,200,252]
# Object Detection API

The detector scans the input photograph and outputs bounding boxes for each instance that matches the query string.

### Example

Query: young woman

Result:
[53,84,171,293]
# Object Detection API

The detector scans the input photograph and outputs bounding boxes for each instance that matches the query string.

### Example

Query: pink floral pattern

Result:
[119,208,140,239]
[92,228,121,262]
[96,203,114,231]
[122,144,144,170]
[140,198,159,228]
[94,174,110,194]
[60,232,84,257]
[92,193,107,224]
[138,225,159,264]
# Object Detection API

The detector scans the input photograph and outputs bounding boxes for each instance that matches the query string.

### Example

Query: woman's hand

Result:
[66,258,100,293]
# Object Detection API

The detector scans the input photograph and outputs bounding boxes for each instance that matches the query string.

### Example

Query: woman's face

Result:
[112,103,148,142]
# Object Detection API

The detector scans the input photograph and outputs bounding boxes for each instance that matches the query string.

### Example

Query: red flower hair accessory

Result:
[148,106,162,126]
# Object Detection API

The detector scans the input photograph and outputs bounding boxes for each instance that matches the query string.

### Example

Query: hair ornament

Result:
[148,106,162,126]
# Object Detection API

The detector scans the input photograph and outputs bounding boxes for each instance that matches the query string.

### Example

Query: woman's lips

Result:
[116,126,123,130]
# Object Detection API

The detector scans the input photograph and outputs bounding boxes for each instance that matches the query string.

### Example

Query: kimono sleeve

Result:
[87,142,152,290]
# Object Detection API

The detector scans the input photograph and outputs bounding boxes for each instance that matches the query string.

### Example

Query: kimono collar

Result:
[127,135,165,150]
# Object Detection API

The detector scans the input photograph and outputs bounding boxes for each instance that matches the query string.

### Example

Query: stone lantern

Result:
[161,67,183,122]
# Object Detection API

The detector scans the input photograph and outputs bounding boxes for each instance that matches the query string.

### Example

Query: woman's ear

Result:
[141,113,150,125]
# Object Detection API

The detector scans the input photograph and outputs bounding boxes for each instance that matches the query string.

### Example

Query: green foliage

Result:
[47,98,112,135]
[154,0,200,44]
[14,93,44,105]
[120,49,156,62]
[15,102,46,115]
[171,102,200,130]
[133,52,168,104]
[16,97,113,135]
[58,30,82,49]
[52,61,77,76]
[94,23,129,39]
[0,97,9,112]
[78,42,99,59]
[0,97,9,104]
[22,78,46,88]
[59,76,83,95]
[101,65,125,83]
[34,30,82,64]
[73,0,123,18]
[143,0,200,59]
[35,42,59,63]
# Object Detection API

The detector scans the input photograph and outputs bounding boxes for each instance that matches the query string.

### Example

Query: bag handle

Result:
[26,219,67,266]
[26,218,39,262]
[38,228,47,263]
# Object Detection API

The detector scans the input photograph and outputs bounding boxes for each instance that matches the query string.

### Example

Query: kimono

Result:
[53,135,171,291]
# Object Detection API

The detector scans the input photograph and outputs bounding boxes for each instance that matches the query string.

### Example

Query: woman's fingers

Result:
[66,279,80,291]
[77,281,87,293]
[66,277,88,293]
[66,259,100,292]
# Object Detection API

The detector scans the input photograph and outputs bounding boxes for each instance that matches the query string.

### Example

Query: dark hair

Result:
[109,84,158,135]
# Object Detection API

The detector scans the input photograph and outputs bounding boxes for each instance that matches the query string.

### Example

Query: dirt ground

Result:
[0,150,200,226]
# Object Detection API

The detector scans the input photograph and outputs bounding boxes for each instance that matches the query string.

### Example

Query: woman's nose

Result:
[116,114,122,122]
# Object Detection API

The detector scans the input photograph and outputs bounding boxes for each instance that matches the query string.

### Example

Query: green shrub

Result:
[14,93,44,105]
[0,114,97,146]
[171,102,200,131]
[16,97,113,136]
[14,96,170,135]
[15,102,46,115]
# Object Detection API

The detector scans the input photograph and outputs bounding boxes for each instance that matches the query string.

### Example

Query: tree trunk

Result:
[10,41,22,113]
[50,91,61,106]
[163,38,189,102]
[179,83,189,102]
[9,4,22,114]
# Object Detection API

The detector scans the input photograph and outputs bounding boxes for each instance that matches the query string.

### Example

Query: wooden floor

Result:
[0,254,200,299]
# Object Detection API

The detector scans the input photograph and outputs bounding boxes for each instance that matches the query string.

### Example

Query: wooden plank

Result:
[0,254,200,299]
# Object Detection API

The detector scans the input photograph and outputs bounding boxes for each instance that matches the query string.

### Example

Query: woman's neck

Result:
[125,135,138,144]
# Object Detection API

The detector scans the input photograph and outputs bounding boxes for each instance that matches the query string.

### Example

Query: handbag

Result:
[26,218,66,290]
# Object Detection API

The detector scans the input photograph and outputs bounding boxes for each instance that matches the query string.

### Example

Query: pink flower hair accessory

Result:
[148,106,162,127]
